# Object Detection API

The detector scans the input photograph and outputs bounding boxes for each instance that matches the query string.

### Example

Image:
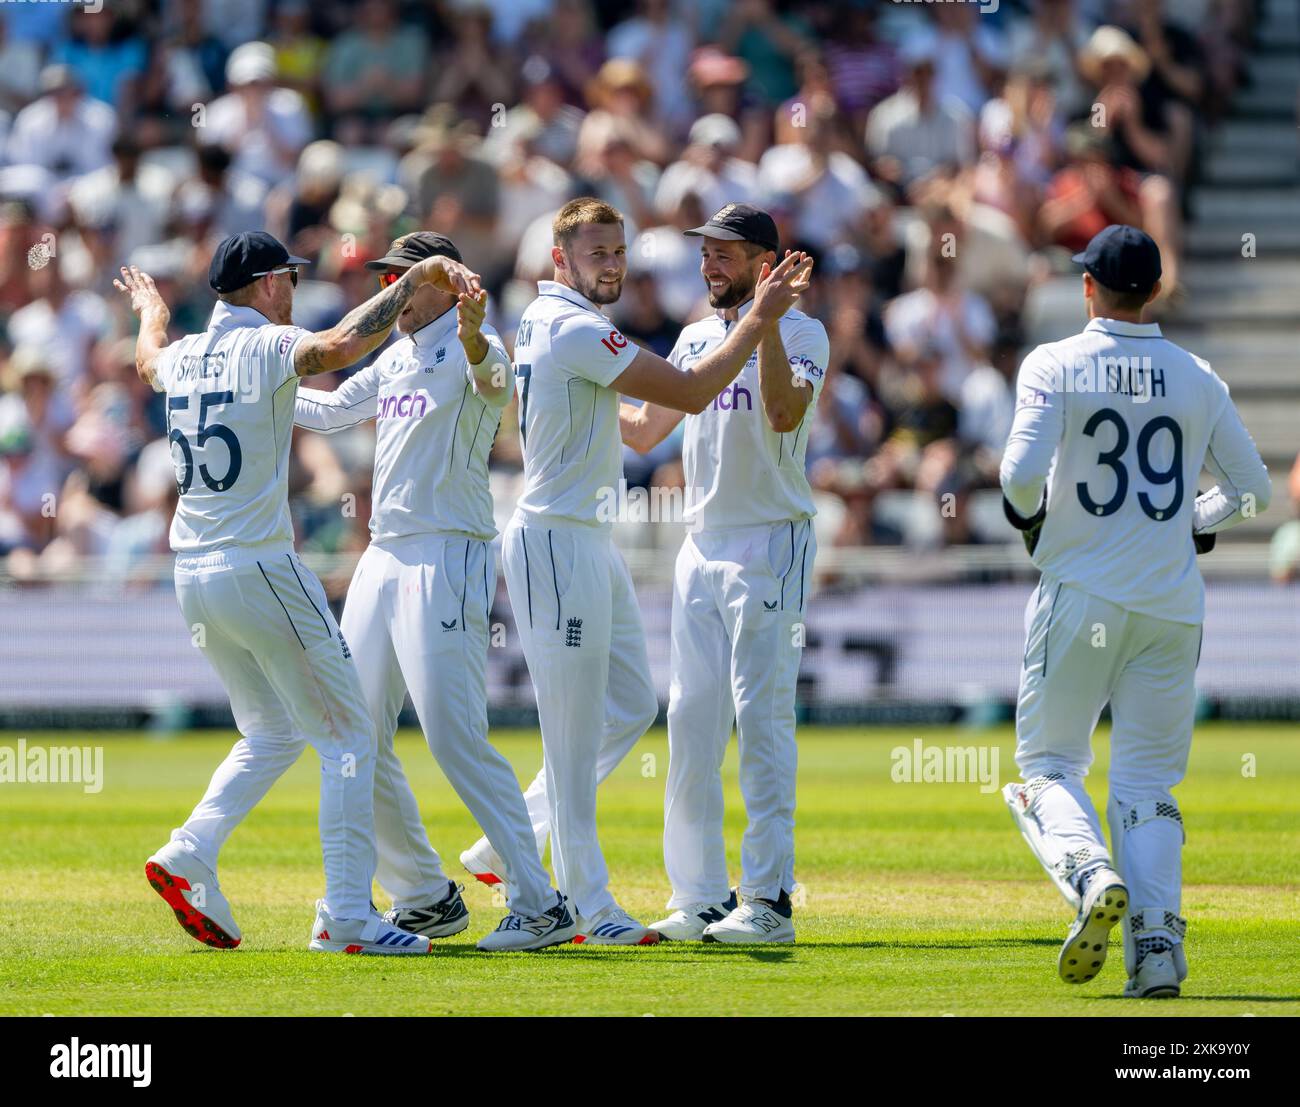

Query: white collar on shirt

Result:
[715,296,755,325]
[407,305,459,353]
[1085,317,1163,339]
[536,279,609,316]
[208,301,277,331]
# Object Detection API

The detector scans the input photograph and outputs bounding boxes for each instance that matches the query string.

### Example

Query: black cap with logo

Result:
[684,202,779,254]
[365,231,463,270]
[208,231,310,294]
[1072,224,1162,294]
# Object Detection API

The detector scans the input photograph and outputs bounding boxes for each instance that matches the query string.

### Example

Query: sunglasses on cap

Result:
[252,266,299,288]
[377,270,405,288]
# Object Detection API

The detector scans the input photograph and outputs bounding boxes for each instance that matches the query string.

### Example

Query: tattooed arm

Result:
[293,255,482,377]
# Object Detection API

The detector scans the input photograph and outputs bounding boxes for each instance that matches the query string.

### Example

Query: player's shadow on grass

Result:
[1091,994,1300,1003]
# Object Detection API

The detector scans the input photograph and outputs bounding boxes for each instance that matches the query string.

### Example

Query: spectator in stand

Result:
[607,0,697,134]
[886,229,996,405]
[865,33,975,196]
[199,41,311,187]
[430,2,513,131]
[530,0,607,107]
[323,0,429,143]
[818,3,899,131]
[686,47,767,164]
[573,108,663,238]
[1007,0,1092,120]
[1077,24,1184,295]
[928,2,1009,115]
[0,349,72,555]
[173,141,269,240]
[69,138,175,292]
[264,140,346,258]
[8,262,111,394]
[6,64,117,184]
[760,92,882,252]
[148,0,229,126]
[1040,123,1144,253]
[53,6,149,115]
[715,0,811,108]
[482,56,586,170]
[654,113,759,221]
[0,17,43,116]
[267,0,327,115]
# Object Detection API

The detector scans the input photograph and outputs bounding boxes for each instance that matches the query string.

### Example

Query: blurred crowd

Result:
[0,0,1268,582]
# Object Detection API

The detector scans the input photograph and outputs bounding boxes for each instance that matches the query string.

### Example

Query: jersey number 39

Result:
[168,390,244,495]
[1076,407,1183,520]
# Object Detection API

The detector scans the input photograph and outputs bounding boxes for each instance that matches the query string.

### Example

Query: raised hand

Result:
[412,255,483,297]
[752,250,813,323]
[457,290,490,363]
[113,266,169,321]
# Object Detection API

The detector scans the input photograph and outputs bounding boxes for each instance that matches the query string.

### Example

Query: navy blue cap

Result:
[209,231,310,294]
[685,202,779,254]
[1072,224,1161,294]
[364,231,462,270]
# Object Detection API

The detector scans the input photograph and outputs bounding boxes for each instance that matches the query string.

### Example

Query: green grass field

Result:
[1,723,1297,1016]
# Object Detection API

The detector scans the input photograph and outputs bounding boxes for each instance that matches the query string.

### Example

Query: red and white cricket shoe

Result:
[145,840,241,949]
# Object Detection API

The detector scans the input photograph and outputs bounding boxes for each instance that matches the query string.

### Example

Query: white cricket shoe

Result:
[459,837,507,888]
[145,840,241,949]
[1058,868,1127,984]
[308,900,431,954]
[574,904,661,945]
[477,892,578,951]
[650,891,738,941]
[383,881,470,939]
[1124,948,1186,999]
[702,895,795,944]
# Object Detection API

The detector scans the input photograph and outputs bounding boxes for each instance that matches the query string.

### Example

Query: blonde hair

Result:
[553,197,624,247]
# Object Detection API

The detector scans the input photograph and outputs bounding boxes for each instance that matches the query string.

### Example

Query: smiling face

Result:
[555,221,628,305]
[699,237,770,310]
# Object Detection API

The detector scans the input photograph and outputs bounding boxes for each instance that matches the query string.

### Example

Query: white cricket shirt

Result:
[153,301,308,554]
[1001,317,1272,624]
[673,301,830,531]
[293,307,511,542]
[512,280,640,527]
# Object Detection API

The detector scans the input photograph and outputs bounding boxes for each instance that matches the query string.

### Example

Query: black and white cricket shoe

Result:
[1058,867,1126,984]
[383,881,470,939]
[702,891,795,944]
[477,892,578,951]
[650,891,738,941]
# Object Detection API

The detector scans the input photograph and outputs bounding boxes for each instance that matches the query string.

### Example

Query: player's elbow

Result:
[1244,471,1272,517]
[766,408,802,434]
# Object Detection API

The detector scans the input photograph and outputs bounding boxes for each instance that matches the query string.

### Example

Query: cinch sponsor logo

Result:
[790,355,823,379]
[711,382,752,411]
[377,392,429,419]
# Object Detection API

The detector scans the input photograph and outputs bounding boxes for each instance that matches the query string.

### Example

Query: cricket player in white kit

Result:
[116,231,481,954]
[999,225,1271,997]
[620,204,829,943]
[487,197,811,944]
[293,232,575,952]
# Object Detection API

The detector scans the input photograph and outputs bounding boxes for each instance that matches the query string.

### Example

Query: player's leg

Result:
[241,552,426,952]
[1006,577,1130,981]
[657,533,737,937]
[392,537,558,923]
[503,521,653,943]
[341,545,455,922]
[1107,615,1201,998]
[478,547,658,878]
[146,567,306,948]
[703,521,813,944]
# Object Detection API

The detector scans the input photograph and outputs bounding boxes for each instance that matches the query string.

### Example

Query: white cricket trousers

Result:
[1016,575,1201,945]
[662,520,814,908]
[171,543,377,920]
[341,533,553,917]
[501,510,658,920]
